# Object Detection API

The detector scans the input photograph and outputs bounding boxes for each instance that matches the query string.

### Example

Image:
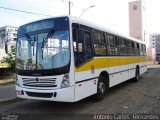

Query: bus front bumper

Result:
[16,85,75,102]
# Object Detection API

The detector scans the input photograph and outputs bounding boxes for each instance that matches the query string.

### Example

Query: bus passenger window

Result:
[78,31,85,54]
[74,30,85,66]
[85,32,93,60]
[73,29,93,67]
[93,32,106,56]
[72,28,78,53]
[139,44,143,56]
[126,40,134,55]
[106,34,119,55]
[73,42,77,52]
[133,42,139,55]
[118,38,127,55]
[142,44,146,55]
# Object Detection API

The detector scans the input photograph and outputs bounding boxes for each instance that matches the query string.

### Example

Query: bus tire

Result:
[92,75,108,101]
[133,67,140,82]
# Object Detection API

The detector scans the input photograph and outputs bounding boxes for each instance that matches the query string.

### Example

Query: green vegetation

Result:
[1,46,16,72]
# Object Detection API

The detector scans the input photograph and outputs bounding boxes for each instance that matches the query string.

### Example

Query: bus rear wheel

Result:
[133,67,140,82]
[93,75,108,101]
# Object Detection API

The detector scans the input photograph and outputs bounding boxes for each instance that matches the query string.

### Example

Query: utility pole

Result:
[69,1,71,15]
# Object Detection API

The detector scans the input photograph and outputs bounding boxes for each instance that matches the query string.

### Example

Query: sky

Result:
[0,0,160,36]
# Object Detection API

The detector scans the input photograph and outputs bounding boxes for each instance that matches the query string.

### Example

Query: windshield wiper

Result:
[41,30,55,59]
[25,34,36,56]
[25,34,33,45]
[42,30,55,47]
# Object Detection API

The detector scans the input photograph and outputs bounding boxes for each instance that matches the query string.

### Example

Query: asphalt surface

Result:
[0,64,160,120]
[0,85,16,101]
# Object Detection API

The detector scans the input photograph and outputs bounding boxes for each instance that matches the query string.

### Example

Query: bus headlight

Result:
[61,74,70,88]
[16,75,20,87]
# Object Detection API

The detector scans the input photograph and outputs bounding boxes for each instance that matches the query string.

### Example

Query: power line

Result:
[0,6,53,17]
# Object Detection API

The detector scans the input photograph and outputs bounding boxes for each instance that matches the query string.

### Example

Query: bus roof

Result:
[69,15,145,45]
[19,15,145,45]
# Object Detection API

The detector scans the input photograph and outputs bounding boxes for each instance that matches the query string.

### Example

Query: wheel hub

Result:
[99,82,105,94]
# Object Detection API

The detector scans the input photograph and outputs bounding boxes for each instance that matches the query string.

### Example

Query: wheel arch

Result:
[99,71,110,87]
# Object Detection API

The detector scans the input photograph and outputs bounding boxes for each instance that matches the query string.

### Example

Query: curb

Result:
[0,97,18,103]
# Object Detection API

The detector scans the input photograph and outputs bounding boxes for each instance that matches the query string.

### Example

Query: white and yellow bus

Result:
[16,16,147,102]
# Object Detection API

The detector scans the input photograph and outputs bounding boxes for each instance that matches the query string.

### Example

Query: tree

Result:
[2,46,16,71]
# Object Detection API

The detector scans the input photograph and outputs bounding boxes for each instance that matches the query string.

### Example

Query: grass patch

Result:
[0,79,15,86]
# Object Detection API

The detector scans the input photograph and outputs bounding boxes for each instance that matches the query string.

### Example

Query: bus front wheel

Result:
[92,75,108,101]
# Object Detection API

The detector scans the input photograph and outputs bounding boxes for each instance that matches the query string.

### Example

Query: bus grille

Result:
[26,92,53,98]
[22,77,57,87]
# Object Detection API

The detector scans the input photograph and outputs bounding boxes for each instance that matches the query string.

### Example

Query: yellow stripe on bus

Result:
[75,56,147,72]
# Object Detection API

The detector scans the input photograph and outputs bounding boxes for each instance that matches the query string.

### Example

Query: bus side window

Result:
[75,30,86,66]
[142,44,146,55]
[74,29,93,67]
[72,28,84,67]
[85,31,93,60]
[137,43,140,55]
[139,44,143,56]
[126,40,134,55]
[118,38,127,55]
[133,42,139,56]
[72,28,78,53]
[106,34,119,55]
[131,41,135,55]
[93,31,107,56]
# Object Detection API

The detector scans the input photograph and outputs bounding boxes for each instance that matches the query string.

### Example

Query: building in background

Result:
[129,0,147,43]
[0,26,18,60]
[149,34,160,63]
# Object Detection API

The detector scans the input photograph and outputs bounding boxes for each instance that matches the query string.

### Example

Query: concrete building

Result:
[149,34,160,62]
[0,26,18,60]
[129,0,147,43]
[147,47,155,61]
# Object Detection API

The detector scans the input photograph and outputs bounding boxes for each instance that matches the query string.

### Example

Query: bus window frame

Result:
[126,39,134,56]
[72,24,94,68]
[118,37,127,56]
[106,33,119,56]
[93,30,108,56]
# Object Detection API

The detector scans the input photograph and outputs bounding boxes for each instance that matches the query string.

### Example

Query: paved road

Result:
[0,65,160,120]
[0,85,16,101]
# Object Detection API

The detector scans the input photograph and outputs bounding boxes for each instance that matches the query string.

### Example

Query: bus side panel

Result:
[108,57,129,87]
[128,63,136,79]
[119,57,130,82]
[109,65,129,87]
[140,56,147,74]
[74,70,97,101]
[74,57,110,101]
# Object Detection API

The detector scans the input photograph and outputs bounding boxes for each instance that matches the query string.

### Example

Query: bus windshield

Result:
[16,18,70,70]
